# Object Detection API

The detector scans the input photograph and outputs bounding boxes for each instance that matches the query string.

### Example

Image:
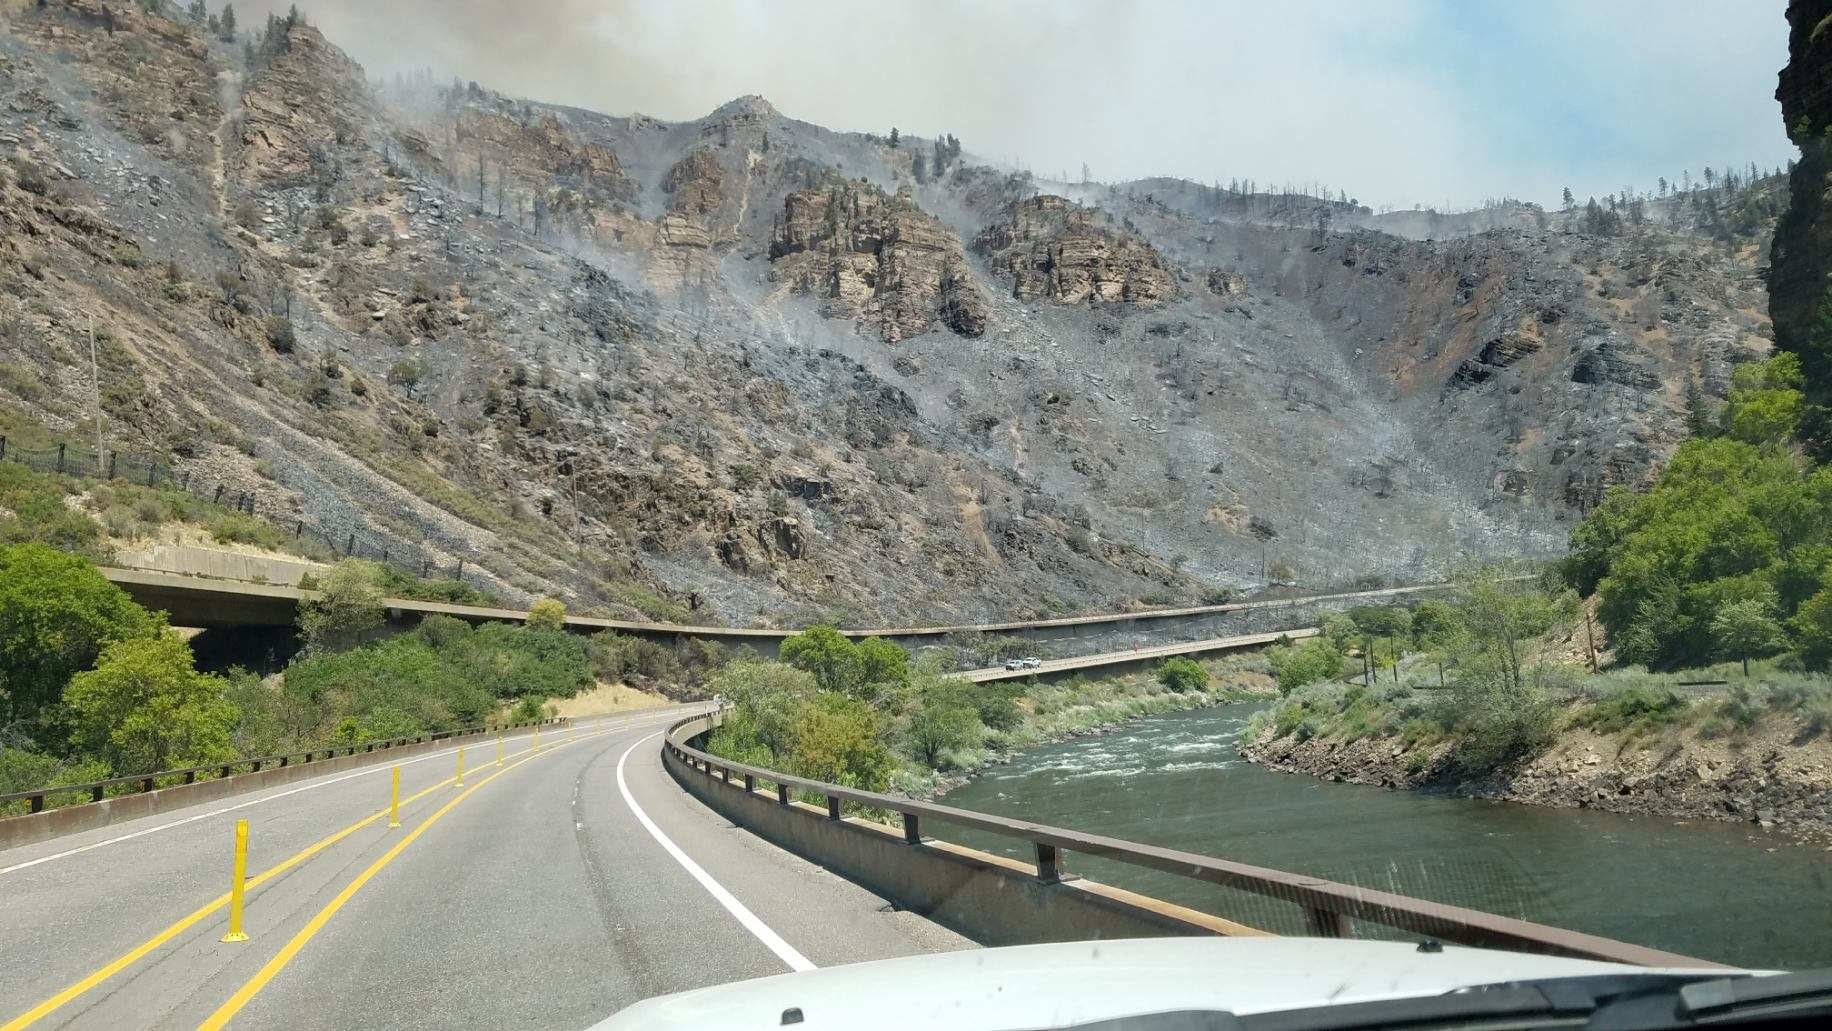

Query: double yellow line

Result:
[4,721,614,1030]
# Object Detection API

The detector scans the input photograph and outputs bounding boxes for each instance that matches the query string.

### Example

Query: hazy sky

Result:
[242,0,1798,211]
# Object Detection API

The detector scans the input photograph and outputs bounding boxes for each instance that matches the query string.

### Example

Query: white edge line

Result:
[615,732,817,973]
[0,709,686,876]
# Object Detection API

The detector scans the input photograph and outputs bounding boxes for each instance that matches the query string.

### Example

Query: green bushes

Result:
[1267,638,1343,693]
[0,542,160,727]
[779,626,909,700]
[0,464,107,559]
[1576,685,1688,735]
[280,613,589,743]
[64,631,238,773]
[1156,656,1208,693]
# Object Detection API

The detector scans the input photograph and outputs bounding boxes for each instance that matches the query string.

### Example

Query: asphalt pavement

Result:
[0,708,970,1030]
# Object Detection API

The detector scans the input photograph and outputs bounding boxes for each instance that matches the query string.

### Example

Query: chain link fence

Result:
[0,434,477,588]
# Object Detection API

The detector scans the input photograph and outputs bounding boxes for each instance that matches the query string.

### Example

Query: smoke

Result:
[236,0,1795,210]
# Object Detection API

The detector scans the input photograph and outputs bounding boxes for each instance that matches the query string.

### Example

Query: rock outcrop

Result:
[975,194,1176,306]
[1770,0,1832,453]
[237,25,376,188]
[452,106,635,204]
[769,180,987,341]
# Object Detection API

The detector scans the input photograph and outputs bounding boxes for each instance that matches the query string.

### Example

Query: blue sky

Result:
[252,0,1799,211]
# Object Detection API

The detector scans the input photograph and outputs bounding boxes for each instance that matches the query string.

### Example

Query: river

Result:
[935,702,1832,969]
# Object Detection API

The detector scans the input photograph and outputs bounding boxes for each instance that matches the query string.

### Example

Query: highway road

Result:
[0,708,968,1030]
[960,627,1321,683]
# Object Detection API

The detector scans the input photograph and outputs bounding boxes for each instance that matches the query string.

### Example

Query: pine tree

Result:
[912,152,928,184]
[888,127,899,149]
[1657,176,1667,196]
[187,0,205,22]
[220,3,236,40]
[1561,186,1574,209]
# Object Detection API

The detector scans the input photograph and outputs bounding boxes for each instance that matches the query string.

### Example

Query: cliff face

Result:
[1771,0,1832,451]
[236,24,377,188]
[769,180,988,341]
[975,194,1175,305]
[0,1,1797,625]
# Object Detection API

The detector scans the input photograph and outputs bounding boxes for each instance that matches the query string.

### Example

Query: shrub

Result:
[527,597,567,633]
[788,692,894,789]
[297,560,386,653]
[1577,685,1688,735]
[905,702,979,769]
[1267,638,1343,693]
[1156,656,1208,693]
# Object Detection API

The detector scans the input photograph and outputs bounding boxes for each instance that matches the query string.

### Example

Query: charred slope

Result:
[0,3,1784,625]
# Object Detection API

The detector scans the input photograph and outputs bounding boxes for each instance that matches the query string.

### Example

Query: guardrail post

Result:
[903,812,921,845]
[140,777,153,794]
[220,764,232,779]
[389,767,401,829]
[183,770,196,784]
[1035,843,1061,883]
[1304,907,1352,938]
[826,795,841,820]
[777,783,789,805]
[55,442,65,473]
[0,435,7,461]
[743,773,755,792]
[91,784,103,802]
[29,792,43,814]
[221,819,251,942]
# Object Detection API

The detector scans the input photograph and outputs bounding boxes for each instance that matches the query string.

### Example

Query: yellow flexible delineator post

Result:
[534,725,540,752]
[388,767,401,829]
[496,735,503,767]
[455,746,465,788]
[221,820,250,943]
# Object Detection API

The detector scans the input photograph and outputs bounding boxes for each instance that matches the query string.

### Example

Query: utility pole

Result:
[1584,609,1600,672]
[89,311,105,474]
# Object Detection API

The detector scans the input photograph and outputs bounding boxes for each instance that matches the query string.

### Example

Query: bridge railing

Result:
[1,716,570,818]
[664,712,1716,968]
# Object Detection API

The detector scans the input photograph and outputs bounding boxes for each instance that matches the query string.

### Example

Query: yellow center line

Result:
[197,725,620,1029]
[0,736,553,1031]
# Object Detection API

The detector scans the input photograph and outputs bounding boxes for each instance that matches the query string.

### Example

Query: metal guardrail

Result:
[663,713,1718,968]
[1,716,571,816]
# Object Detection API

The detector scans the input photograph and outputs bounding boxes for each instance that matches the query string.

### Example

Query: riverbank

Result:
[1241,704,1832,839]
[900,653,1279,797]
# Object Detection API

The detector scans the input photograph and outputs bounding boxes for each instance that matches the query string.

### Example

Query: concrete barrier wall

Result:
[113,544,327,587]
[0,723,558,852]
[665,742,1265,946]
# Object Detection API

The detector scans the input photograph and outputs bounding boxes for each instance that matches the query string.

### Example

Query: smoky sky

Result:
[238,0,1797,210]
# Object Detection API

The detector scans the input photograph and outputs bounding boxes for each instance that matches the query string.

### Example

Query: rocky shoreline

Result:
[1241,724,1832,842]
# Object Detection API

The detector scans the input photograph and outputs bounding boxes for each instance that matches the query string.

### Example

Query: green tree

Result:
[1156,656,1207,693]
[905,702,977,769]
[788,692,893,790]
[526,597,567,633]
[64,631,238,774]
[298,560,385,653]
[219,2,236,39]
[778,626,908,699]
[1710,596,1787,675]
[888,127,900,148]
[0,543,159,729]
[1793,587,1832,670]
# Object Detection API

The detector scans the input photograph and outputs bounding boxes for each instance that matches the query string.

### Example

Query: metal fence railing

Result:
[665,712,1720,968]
[0,716,571,818]
[0,434,478,587]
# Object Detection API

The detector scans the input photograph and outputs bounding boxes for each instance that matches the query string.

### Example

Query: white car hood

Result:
[595,936,1731,1030]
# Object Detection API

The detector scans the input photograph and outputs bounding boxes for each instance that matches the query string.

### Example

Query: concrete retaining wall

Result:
[114,543,327,587]
[665,742,1265,946]
[0,723,558,852]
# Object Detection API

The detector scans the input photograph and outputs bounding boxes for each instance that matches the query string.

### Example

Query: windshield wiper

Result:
[1677,969,1832,1023]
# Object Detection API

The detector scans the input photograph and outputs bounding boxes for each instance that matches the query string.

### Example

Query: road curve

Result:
[0,708,968,1030]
